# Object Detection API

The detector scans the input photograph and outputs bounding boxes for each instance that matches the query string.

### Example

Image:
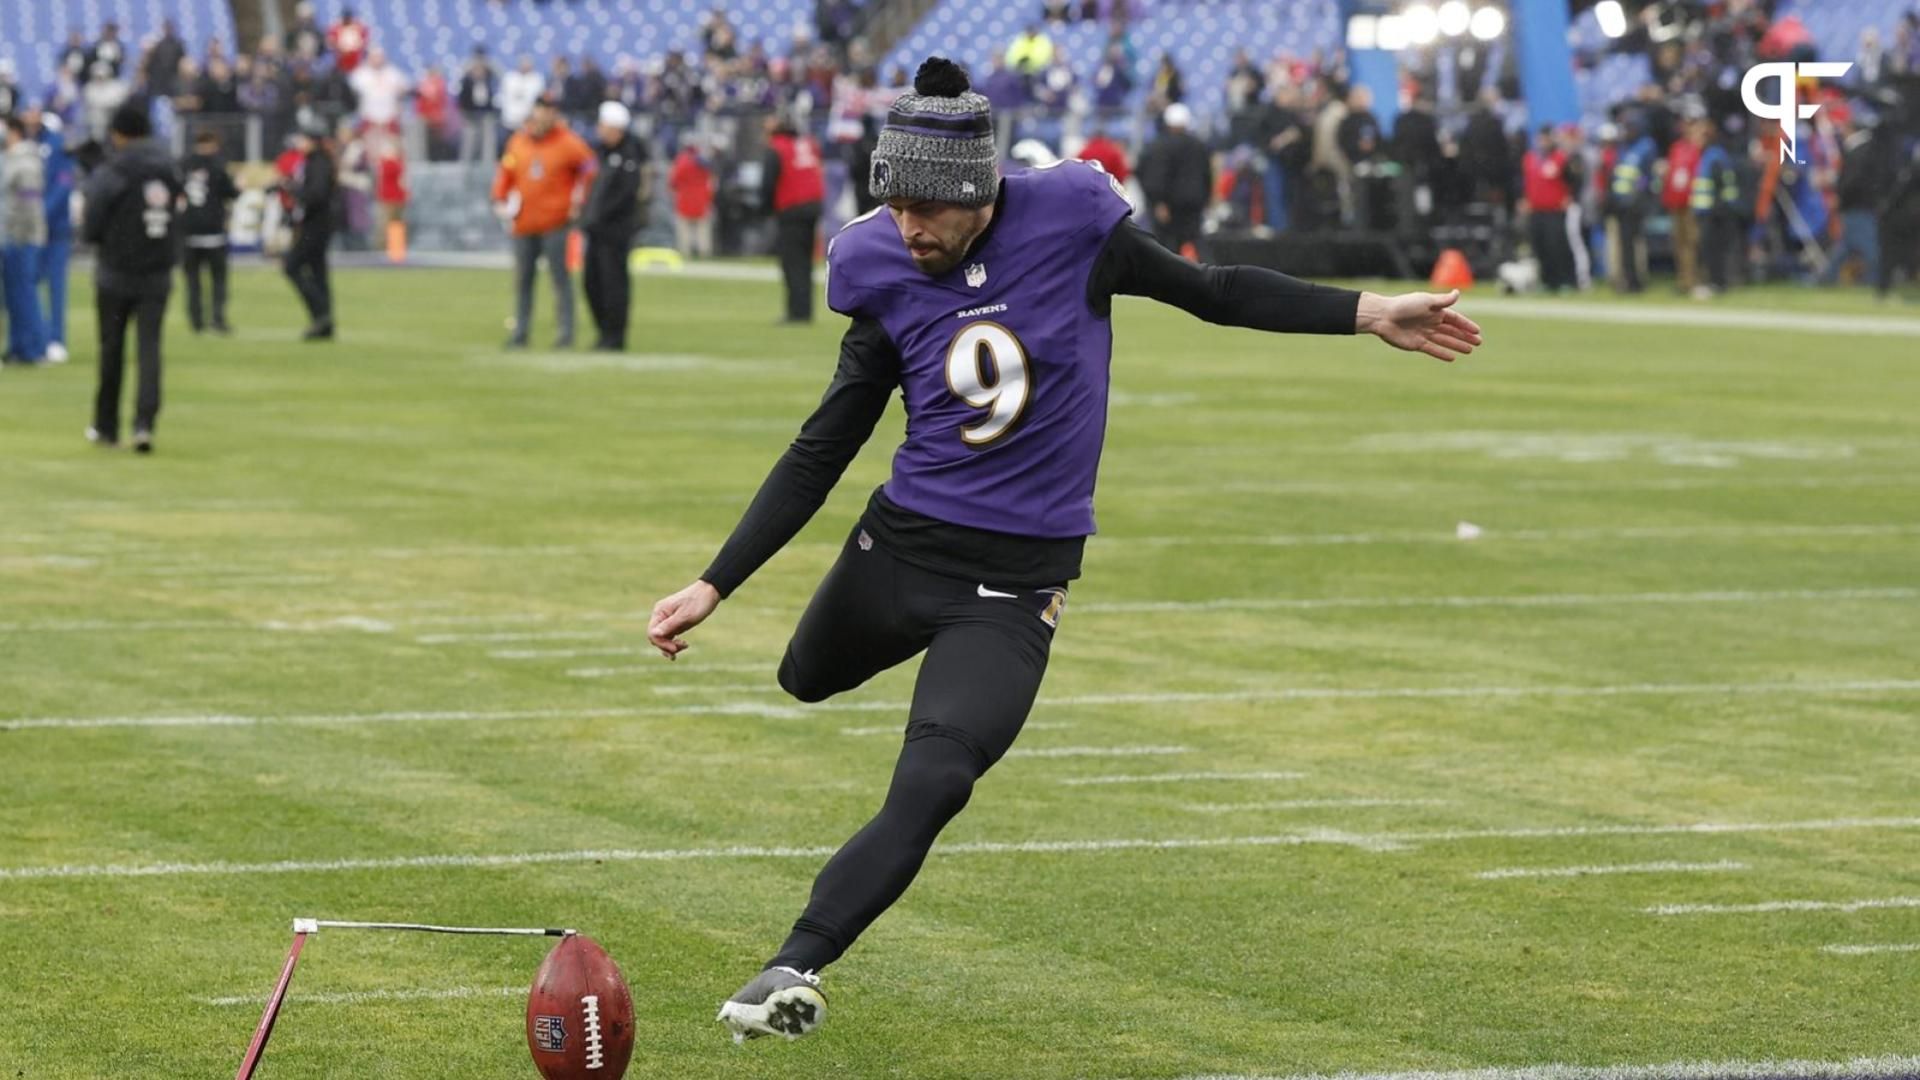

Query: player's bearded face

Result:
[888,199,990,276]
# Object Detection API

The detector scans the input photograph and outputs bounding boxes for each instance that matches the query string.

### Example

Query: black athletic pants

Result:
[582,228,632,349]
[93,285,168,440]
[774,205,819,323]
[1700,214,1740,291]
[1529,208,1576,291]
[183,244,229,330]
[767,522,1067,974]
[283,226,332,324]
[1612,209,1645,293]
[1157,206,1203,258]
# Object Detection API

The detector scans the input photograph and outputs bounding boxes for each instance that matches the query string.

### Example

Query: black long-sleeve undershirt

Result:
[698,222,1362,597]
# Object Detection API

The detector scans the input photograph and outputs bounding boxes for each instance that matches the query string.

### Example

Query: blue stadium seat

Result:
[0,0,235,97]
[301,0,814,75]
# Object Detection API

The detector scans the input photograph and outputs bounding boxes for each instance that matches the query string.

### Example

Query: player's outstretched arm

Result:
[645,318,902,660]
[1092,223,1481,361]
[1354,288,1483,363]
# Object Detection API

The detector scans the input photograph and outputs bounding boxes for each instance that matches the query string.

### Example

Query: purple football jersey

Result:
[826,160,1133,538]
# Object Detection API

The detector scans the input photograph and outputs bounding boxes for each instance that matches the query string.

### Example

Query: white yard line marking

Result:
[1473,860,1748,880]
[1458,294,1920,337]
[649,683,779,696]
[10,819,1920,883]
[0,618,240,633]
[1121,523,1920,548]
[1821,944,1920,956]
[1515,475,1920,492]
[1058,771,1308,786]
[1,583,1910,637]
[416,630,613,644]
[12,521,1906,571]
[492,647,678,660]
[0,706,657,731]
[1184,799,1451,813]
[0,836,1330,881]
[8,679,1919,732]
[193,576,331,588]
[198,985,522,1008]
[1004,745,1189,758]
[1161,1052,1920,1080]
[1647,896,1920,916]
[561,662,770,677]
[841,721,1075,737]
[1076,587,1918,614]
[1400,819,1920,843]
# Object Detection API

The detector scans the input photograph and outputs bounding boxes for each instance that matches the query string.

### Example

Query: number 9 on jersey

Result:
[944,321,1031,446]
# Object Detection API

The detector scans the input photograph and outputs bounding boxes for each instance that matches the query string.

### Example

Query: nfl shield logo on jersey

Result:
[965,262,987,288]
[532,1014,567,1052]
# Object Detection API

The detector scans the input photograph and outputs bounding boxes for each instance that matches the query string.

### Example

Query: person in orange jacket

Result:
[491,92,595,348]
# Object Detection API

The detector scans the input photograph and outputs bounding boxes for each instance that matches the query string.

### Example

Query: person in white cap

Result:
[1137,101,1212,256]
[579,100,652,351]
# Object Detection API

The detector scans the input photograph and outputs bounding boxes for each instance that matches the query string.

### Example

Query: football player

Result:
[647,58,1482,1042]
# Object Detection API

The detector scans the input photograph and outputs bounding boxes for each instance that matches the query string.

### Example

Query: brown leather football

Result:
[525,935,635,1079]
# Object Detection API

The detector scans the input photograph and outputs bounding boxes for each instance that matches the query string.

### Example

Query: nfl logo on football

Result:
[533,1014,568,1053]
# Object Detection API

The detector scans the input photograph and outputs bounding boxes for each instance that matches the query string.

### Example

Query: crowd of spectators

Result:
[1095,0,1920,297]
[2,0,1915,290]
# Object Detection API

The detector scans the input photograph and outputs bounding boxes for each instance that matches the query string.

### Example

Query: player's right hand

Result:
[647,580,721,660]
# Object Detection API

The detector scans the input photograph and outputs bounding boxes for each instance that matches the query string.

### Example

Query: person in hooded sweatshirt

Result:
[81,104,181,453]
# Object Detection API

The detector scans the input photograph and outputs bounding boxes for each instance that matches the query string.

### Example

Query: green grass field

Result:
[2,262,1917,1079]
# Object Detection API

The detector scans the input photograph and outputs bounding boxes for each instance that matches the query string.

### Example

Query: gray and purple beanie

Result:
[869,57,999,208]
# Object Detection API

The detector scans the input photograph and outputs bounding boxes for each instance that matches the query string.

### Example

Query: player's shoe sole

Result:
[716,967,827,1044]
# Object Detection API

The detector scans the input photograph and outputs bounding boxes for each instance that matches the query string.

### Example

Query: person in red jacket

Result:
[1075,126,1130,184]
[371,131,408,246]
[668,138,716,258]
[1521,123,1580,293]
[327,7,369,74]
[761,112,824,323]
[1662,116,1706,293]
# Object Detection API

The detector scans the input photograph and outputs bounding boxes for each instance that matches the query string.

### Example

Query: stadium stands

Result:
[0,0,234,98]
[301,0,816,73]
[1787,0,1914,65]
[882,0,1342,127]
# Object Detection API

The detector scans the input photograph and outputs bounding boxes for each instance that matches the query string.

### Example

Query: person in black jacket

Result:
[82,104,181,454]
[581,101,651,351]
[283,122,336,340]
[179,129,240,334]
[1820,116,1896,290]
[1137,102,1213,256]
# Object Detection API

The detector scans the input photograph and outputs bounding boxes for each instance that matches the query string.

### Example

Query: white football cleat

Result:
[716,966,826,1044]
[45,342,68,364]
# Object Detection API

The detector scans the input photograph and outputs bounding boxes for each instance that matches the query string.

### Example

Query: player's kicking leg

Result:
[720,561,1062,1043]
[719,523,934,1042]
